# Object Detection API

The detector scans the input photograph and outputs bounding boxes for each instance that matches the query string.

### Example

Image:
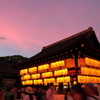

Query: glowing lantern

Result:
[29,67,37,74]
[65,76,70,82]
[23,74,31,80]
[54,82,59,85]
[20,69,28,76]
[78,58,85,67]
[38,65,43,71]
[51,62,56,68]
[44,78,55,83]
[57,76,70,83]
[78,75,83,83]
[54,69,68,76]
[43,64,49,70]
[66,58,75,68]
[51,60,65,68]
[34,79,43,85]
[32,74,40,79]
[21,77,24,81]
[73,81,77,85]
[85,57,100,68]
[42,72,53,78]
[56,61,59,67]
[22,81,25,85]
[85,57,89,65]
[38,64,49,71]
[25,80,33,85]
[59,60,65,66]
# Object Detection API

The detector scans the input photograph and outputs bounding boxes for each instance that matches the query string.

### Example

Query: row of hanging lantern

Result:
[29,67,37,74]
[34,79,43,85]
[20,57,100,76]
[81,67,100,76]
[22,79,43,85]
[21,74,40,81]
[23,74,31,80]
[32,74,40,79]
[22,76,70,85]
[38,64,49,71]
[20,59,75,77]
[85,57,100,67]
[42,72,53,78]
[44,78,55,83]
[21,68,68,81]
[56,76,70,83]
[50,60,65,68]
[54,69,68,76]
[78,75,100,83]
[20,69,28,76]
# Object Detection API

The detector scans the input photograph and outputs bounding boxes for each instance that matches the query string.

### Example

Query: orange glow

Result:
[42,72,53,78]
[57,76,70,83]
[38,64,49,71]
[78,75,100,83]
[54,69,68,76]
[21,77,25,81]
[20,69,28,76]
[34,79,43,85]
[51,60,65,68]
[63,82,68,85]
[54,82,59,85]
[22,81,26,85]
[78,58,85,67]
[29,67,37,74]
[23,74,31,80]
[44,78,55,83]
[81,67,100,76]
[25,80,33,85]
[32,74,40,79]
[85,57,100,67]
[65,58,75,68]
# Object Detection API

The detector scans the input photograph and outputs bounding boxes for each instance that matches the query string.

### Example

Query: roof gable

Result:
[30,27,100,60]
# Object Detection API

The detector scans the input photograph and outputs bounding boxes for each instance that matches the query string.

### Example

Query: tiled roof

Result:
[30,27,100,60]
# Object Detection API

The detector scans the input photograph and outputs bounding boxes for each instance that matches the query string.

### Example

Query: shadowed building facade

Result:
[0,62,20,88]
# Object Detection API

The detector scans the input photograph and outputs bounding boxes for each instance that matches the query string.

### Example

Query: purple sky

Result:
[0,0,100,58]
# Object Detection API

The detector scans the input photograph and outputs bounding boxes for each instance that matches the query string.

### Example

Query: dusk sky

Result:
[0,0,100,58]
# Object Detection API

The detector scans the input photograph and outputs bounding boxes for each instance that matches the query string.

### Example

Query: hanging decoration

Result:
[29,67,37,74]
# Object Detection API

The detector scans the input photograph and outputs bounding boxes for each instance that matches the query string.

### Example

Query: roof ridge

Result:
[43,27,93,50]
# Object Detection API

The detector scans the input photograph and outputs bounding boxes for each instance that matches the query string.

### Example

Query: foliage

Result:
[0,55,28,64]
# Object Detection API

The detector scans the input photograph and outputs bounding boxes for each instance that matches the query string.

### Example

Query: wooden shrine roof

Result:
[11,27,100,69]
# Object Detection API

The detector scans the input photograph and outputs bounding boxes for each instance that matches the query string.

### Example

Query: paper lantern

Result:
[24,74,31,80]
[66,58,75,68]
[42,72,53,78]
[21,77,25,81]
[32,74,40,79]
[22,81,25,85]
[34,79,43,85]
[20,69,28,76]
[25,80,33,85]
[51,60,65,68]
[38,65,43,71]
[78,58,85,67]
[38,64,49,71]
[57,76,70,83]
[44,78,55,83]
[29,67,37,74]
[43,64,49,70]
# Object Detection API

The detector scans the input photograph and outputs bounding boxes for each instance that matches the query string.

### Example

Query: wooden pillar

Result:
[75,53,78,84]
